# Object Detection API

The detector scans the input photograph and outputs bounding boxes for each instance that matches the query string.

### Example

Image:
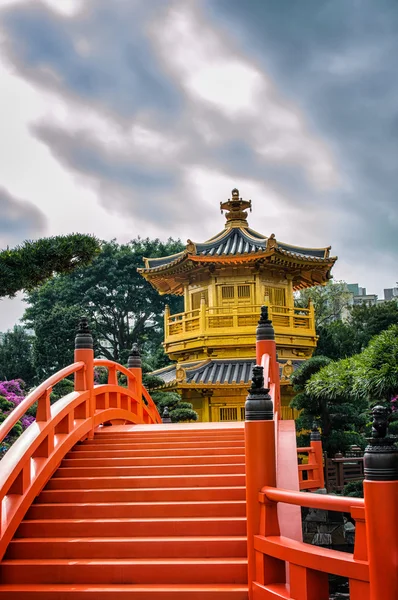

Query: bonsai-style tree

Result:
[0,234,100,297]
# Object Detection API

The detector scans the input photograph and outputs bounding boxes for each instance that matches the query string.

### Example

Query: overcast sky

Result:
[0,0,397,331]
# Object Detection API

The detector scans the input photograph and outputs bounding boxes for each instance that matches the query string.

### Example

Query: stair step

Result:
[36,486,246,503]
[27,500,246,519]
[6,536,247,559]
[90,434,244,443]
[53,464,245,477]
[2,426,249,595]
[66,447,245,458]
[61,454,245,467]
[16,517,247,538]
[45,474,245,490]
[0,558,248,584]
[76,441,245,450]
[0,583,248,599]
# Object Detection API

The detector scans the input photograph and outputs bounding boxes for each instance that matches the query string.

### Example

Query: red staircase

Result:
[0,423,248,599]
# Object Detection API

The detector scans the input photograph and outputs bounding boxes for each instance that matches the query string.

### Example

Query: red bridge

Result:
[0,312,396,599]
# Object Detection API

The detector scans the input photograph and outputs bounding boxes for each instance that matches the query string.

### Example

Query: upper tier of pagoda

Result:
[138,188,337,295]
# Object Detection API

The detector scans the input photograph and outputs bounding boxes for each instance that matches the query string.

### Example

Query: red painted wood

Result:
[1,425,249,598]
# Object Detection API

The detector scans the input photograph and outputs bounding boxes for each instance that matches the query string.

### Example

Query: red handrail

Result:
[93,358,161,423]
[0,355,161,559]
[261,485,364,512]
[0,361,85,443]
[142,385,159,412]
[93,358,137,382]
[261,353,270,386]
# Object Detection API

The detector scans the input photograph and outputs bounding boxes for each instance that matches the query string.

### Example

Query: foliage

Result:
[350,300,398,351]
[303,355,368,455]
[29,304,84,382]
[302,325,398,454]
[0,234,100,298]
[150,387,198,423]
[23,238,184,380]
[297,281,398,362]
[315,300,398,360]
[170,406,198,423]
[291,355,367,456]
[0,379,33,457]
[50,379,75,404]
[352,325,398,402]
[315,320,358,360]
[295,281,352,328]
[341,479,363,498]
[291,356,332,390]
[291,356,331,435]
[0,326,35,387]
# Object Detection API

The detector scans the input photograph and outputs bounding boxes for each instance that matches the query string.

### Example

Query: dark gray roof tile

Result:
[151,358,303,387]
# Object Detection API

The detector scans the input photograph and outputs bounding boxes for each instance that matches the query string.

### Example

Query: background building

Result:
[346,283,378,306]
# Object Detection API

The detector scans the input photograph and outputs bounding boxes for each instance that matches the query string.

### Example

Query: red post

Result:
[310,423,325,489]
[127,343,143,422]
[74,318,94,437]
[363,406,398,600]
[256,306,280,412]
[245,362,278,598]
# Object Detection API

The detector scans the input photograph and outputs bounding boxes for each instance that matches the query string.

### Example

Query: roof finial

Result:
[220,188,252,229]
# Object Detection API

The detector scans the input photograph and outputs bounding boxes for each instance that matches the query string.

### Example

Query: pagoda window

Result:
[191,290,208,311]
[218,283,254,307]
[264,286,287,308]
[221,286,235,301]
[237,284,251,299]
[219,407,238,421]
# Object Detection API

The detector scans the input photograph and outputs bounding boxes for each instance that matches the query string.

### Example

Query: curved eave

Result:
[139,225,334,274]
[138,251,189,275]
[142,250,186,269]
[140,247,336,275]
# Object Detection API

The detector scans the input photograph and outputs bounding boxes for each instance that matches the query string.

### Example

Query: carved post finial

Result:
[127,342,142,369]
[310,421,321,442]
[245,365,274,421]
[364,405,398,481]
[75,317,93,350]
[256,306,275,341]
[220,188,252,226]
[162,406,172,423]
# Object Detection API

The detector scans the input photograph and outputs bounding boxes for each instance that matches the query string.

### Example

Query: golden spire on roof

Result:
[220,188,252,228]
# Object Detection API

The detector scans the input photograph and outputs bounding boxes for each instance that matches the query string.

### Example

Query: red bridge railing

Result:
[296,438,325,491]
[0,319,161,560]
[245,306,398,600]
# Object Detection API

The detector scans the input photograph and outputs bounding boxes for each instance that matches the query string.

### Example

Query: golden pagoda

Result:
[138,189,337,421]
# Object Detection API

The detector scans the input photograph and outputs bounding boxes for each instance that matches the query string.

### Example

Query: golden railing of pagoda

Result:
[165,303,315,339]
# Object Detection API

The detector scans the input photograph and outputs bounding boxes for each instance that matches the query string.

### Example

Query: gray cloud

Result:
[1,0,397,292]
[206,0,398,265]
[31,122,206,233]
[1,0,181,120]
[0,187,47,248]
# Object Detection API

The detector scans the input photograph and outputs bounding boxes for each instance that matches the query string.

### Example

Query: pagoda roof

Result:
[141,225,330,272]
[138,188,337,293]
[151,358,302,388]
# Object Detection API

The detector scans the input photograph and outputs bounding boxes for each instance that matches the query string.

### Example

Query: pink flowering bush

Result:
[0,379,34,458]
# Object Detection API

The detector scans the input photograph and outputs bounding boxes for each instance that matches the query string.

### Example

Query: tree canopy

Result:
[308,324,398,406]
[315,301,398,359]
[295,281,352,328]
[0,234,100,298]
[23,238,184,380]
[296,325,398,454]
[0,326,35,387]
[296,280,398,360]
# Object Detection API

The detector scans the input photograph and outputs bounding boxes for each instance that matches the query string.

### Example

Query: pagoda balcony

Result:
[164,303,316,358]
